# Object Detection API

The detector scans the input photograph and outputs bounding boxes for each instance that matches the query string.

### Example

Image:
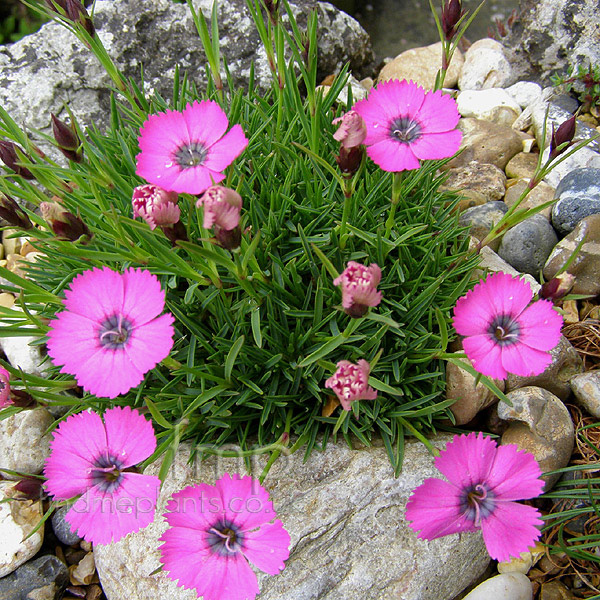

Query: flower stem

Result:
[384,172,403,238]
[339,177,354,250]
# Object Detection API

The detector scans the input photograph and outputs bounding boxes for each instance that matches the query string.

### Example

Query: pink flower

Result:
[332,110,367,149]
[196,185,242,231]
[136,100,248,195]
[47,267,175,399]
[44,406,161,545]
[325,359,377,411]
[334,261,382,317]
[159,473,290,600]
[132,184,180,230]
[352,79,462,172]
[406,433,545,562]
[453,272,563,379]
[0,366,11,409]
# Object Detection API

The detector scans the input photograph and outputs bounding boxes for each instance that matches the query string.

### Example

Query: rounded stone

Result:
[505,81,542,109]
[475,246,540,294]
[462,572,532,600]
[378,42,463,90]
[503,179,555,220]
[445,118,524,171]
[506,336,583,402]
[458,201,508,252]
[441,161,507,204]
[51,505,82,546]
[499,386,574,490]
[0,481,44,577]
[457,89,521,126]
[498,214,558,277]
[0,554,68,599]
[458,38,516,91]
[505,153,539,180]
[569,371,600,419]
[551,168,600,236]
[544,214,600,296]
[0,408,53,479]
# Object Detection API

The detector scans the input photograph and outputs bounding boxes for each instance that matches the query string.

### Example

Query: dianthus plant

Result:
[0,0,479,475]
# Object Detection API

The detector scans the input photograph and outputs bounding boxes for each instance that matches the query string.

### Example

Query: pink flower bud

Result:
[332,111,367,149]
[442,0,462,40]
[196,186,242,231]
[0,141,34,180]
[540,272,576,301]
[549,115,577,160]
[333,261,382,317]
[51,114,83,162]
[132,184,180,230]
[0,366,11,409]
[325,359,377,411]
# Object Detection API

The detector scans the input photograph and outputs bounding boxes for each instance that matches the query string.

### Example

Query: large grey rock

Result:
[95,439,490,600]
[459,201,508,252]
[0,0,373,136]
[0,554,68,600]
[503,0,600,84]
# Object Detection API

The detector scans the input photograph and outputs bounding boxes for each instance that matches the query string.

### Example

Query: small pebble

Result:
[462,572,532,600]
[52,506,83,546]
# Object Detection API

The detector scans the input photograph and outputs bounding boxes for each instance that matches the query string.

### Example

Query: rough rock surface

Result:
[458,38,516,90]
[0,554,69,599]
[0,0,374,135]
[503,0,600,83]
[570,371,600,419]
[95,439,490,600]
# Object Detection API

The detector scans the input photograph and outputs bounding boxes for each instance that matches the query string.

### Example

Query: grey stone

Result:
[441,161,507,204]
[459,201,508,252]
[51,505,82,546]
[499,386,574,490]
[475,246,540,294]
[503,0,600,84]
[503,179,555,220]
[542,145,600,189]
[0,481,44,578]
[498,215,558,278]
[505,81,543,109]
[95,439,490,600]
[551,168,600,236]
[458,39,516,91]
[0,0,374,138]
[446,118,524,171]
[506,336,583,402]
[570,371,600,418]
[457,89,521,126]
[544,214,600,296]
[0,554,68,600]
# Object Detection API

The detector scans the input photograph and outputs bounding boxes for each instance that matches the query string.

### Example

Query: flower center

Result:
[488,314,521,347]
[174,141,207,169]
[459,483,495,526]
[99,314,132,350]
[389,117,422,144]
[207,520,244,556]
[91,453,124,492]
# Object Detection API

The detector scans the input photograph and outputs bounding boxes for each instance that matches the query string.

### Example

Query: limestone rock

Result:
[0,0,374,138]
[498,214,558,278]
[0,554,68,599]
[95,439,490,600]
[0,481,44,577]
[503,179,555,220]
[569,371,600,418]
[462,572,532,600]
[544,214,600,296]
[446,118,524,171]
[458,38,516,91]
[458,201,508,252]
[457,89,521,125]
[445,356,504,425]
[0,408,54,479]
[499,386,574,489]
[441,161,507,204]
[378,42,463,89]
[0,333,47,378]
[505,81,543,109]
[506,336,583,401]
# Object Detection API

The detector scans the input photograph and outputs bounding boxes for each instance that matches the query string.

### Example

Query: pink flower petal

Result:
[169,164,226,195]
[218,474,275,530]
[242,520,290,575]
[182,100,230,148]
[434,432,497,489]
[63,267,124,320]
[47,311,100,372]
[499,342,553,377]
[481,272,533,319]
[486,443,545,500]
[103,406,157,468]
[375,79,427,121]
[415,89,461,133]
[408,129,462,161]
[66,473,160,545]
[462,334,507,379]
[164,483,225,531]
[125,313,175,376]
[480,502,543,562]
[518,300,563,351]
[204,125,249,173]
[121,268,167,326]
[367,138,421,171]
[200,552,259,600]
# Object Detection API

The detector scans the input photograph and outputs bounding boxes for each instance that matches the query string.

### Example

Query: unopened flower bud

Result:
[10,389,35,408]
[65,0,95,37]
[0,194,33,230]
[549,115,577,160]
[335,146,364,176]
[13,476,44,500]
[51,114,83,162]
[132,184,180,230]
[442,0,462,40]
[333,261,382,318]
[40,201,92,242]
[332,111,367,149]
[45,0,69,13]
[0,141,34,180]
[540,273,576,301]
